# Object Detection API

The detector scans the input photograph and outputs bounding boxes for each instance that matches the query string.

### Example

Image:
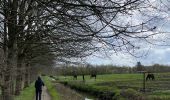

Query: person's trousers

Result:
[36,90,42,100]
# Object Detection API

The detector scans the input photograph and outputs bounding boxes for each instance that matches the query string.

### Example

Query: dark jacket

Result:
[35,77,44,91]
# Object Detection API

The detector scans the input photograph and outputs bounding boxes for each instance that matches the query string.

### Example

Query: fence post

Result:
[143,72,146,92]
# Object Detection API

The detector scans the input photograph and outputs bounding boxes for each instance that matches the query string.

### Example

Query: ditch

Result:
[55,83,96,100]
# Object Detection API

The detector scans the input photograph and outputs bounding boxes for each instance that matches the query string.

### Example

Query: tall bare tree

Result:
[0,0,159,99]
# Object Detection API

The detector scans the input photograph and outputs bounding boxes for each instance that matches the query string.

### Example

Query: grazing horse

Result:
[73,74,77,80]
[90,74,97,79]
[146,73,155,81]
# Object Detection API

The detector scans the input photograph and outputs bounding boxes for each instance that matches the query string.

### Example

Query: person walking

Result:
[35,76,45,100]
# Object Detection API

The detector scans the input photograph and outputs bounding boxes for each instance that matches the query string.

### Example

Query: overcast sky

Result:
[86,46,170,66]
[86,0,170,67]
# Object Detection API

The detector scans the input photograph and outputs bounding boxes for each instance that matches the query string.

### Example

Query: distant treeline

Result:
[52,64,170,76]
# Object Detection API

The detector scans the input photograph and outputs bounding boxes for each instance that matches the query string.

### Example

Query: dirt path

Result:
[55,83,84,100]
[34,86,51,100]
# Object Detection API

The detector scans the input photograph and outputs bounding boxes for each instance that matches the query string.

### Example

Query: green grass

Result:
[14,83,35,100]
[43,76,60,100]
[57,73,170,100]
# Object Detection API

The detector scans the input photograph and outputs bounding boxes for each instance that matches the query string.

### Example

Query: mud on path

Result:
[55,83,84,100]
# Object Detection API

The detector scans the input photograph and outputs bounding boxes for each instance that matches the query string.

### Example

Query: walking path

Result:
[34,86,51,100]
[55,83,84,100]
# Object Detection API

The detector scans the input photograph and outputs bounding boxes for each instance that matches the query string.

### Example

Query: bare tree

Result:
[0,0,160,99]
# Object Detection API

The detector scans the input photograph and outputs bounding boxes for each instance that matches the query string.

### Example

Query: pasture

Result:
[56,73,170,100]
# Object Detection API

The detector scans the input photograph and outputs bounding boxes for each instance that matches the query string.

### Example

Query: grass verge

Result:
[43,76,60,100]
[14,83,35,100]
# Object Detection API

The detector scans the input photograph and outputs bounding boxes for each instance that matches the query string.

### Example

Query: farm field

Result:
[56,73,170,100]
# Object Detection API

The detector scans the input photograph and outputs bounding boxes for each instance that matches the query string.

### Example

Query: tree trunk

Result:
[15,56,24,95]
[22,63,26,90]
[3,0,18,99]
[24,64,30,88]
[3,48,16,100]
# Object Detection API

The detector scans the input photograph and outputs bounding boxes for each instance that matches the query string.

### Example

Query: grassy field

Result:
[57,73,170,100]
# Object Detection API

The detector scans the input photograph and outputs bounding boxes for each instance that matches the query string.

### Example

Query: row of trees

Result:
[53,64,170,76]
[0,0,164,99]
[0,0,93,99]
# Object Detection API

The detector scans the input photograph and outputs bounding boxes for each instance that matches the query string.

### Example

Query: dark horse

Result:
[90,74,97,79]
[73,74,77,80]
[146,73,155,81]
